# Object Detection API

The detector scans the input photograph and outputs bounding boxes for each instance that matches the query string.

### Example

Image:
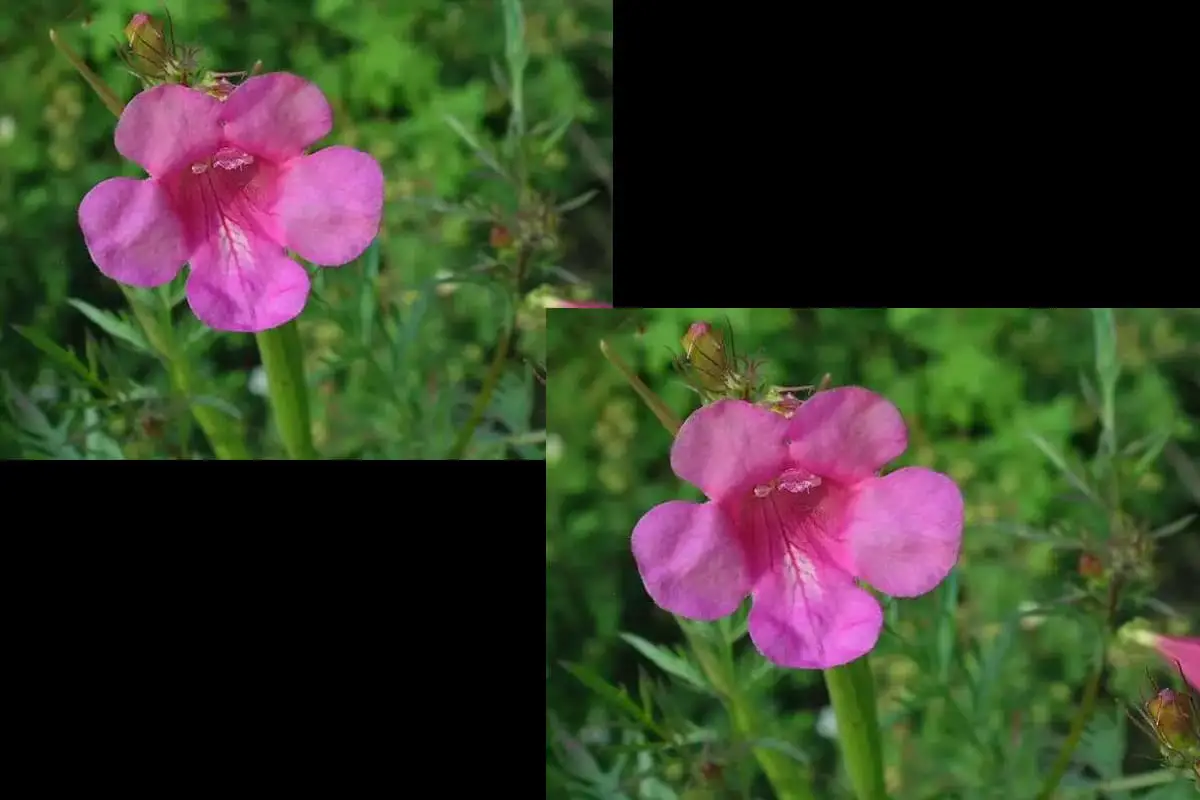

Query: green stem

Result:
[122,287,250,459]
[448,318,513,459]
[256,320,316,459]
[1035,643,1108,799]
[728,699,817,800]
[824,657,888,800]
[1036,577,1121,800]
[676,621,815,800]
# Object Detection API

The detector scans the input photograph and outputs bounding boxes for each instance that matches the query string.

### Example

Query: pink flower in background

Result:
[1155,635,1200,690]
[631,388,964,669]
[545,299,612,309]
[78,73,383,332]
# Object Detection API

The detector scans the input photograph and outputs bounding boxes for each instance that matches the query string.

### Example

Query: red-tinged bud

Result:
[489,225,513,249]
[1078,552,1104,578]
[681,322,729,393]
[124,13,169,78]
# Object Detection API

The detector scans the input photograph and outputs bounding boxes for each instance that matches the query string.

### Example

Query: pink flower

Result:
[545,299,612,309]
[631,388,964,669]
[1155,635,1200,691]
[78,73,383,332]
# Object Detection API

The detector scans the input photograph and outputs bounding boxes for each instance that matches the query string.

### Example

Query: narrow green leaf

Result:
[556,189,599,214]
[619,633,710,693]
[1090,308,1119,455]
[599,339,681,436]
[358,239,381,348]
[538,115,575,154]
[49,29,125,118]
[68,299,152,354]
[1027,432,1101,504]
[1133,429,1172,475]
[1150,513,1196,541]
[443,114,509,178]
[11,326,107,394]
[559,661,670,740]
[1090,308,1119,394]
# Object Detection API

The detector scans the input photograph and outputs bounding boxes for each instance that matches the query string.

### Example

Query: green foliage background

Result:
[546,308,1200,799]
[0,0,611,457]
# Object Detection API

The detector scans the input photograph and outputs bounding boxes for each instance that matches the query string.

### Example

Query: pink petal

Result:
[78,177,187,287]
[748,560,882,669]
[114,85,223,177]
[1156,635,1200,691]
[631,501,751,620]
[221,73,333,163]
[277,147,384,265]
[185,223,310,332]
[846,467,963,597]
[787,387,908,485]
[671,400,791,501]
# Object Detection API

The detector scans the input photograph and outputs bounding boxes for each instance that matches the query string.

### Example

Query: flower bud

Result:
[1078,552,1104,578]
[681,322,729,394]
[124,13,169,79]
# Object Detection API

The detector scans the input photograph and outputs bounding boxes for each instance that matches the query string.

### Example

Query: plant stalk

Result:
[256,320,316,459]
[824,656,888,800]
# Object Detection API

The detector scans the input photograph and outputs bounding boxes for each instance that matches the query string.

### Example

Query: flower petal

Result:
[114,85,223,177]
[1156,635,1200,691]
[748,560,882,669]
[632,500,750,620]
[671,400,791,500]
[78,177,187,287]
[277,147,384,265]
[845,467,963,597]
[221,73,333,163]
[787,387,908,484]
[185,221,310,332]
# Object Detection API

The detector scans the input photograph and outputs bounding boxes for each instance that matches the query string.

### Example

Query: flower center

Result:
[190,146,256,175]
[753,467,822,499]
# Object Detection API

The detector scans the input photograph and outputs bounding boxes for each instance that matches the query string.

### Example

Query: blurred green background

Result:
[546,308,1200,798]
[0,0,611,457]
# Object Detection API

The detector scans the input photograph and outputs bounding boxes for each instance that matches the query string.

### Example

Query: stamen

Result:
[778,468,821,494]
[212,147,254,170]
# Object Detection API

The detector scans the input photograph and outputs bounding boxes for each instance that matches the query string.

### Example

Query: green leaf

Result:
[537,114,575,154]
[1027,432,1101,504]
[556,189,599,214]
[619,633,710,693]
[67,299,152,354]
[357,239,381,348]
[1077,707,1125,781]
[443,114,508,178]
[1150,513,1196,541]
[11,325,107,394]
[559,661,669,740]
[1090,308,1119,455]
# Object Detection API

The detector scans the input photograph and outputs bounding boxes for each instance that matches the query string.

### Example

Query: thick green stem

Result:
[256,320,316,459]
[448,316,514,459]
[824,657,888,800]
